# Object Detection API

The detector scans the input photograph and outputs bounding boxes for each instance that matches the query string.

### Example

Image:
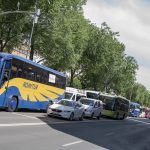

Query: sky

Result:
[83,0,150,90]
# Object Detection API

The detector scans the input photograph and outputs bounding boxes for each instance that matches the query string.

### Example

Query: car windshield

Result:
[58,100,73,107]
[76,94,86,101]
[86,92,99,100]
[64,92,73,99]
[80,98,94,106]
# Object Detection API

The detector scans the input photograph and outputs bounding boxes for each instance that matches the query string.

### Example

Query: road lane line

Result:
[128,118,150,125]
[105,132,114,136]
[62,140,83,147]
[0,122,46,127]
[12,113,38,119]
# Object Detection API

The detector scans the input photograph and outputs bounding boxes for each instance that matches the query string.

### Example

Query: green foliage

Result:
[0,0,35,52]
[0,0,150,106]
[125,83,150,107]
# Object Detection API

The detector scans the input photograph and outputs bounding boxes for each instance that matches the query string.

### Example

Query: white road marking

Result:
[105,132,114,136]
[62,140,83,147]
[128,118,150,125]
[12,113,38,119]
[0,122,46,127]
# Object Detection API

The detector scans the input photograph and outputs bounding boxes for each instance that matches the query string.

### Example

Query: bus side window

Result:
[17,68,23,77]
[11,60,23,79]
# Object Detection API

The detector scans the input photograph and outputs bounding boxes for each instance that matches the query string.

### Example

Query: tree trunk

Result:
[70,69,74,87]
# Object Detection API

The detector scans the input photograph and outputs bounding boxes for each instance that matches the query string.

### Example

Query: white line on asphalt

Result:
[105,132,114,136]
[128,118,150,125]
[62,140,83,147]
[12,113,38,119]
[0,122,46,127]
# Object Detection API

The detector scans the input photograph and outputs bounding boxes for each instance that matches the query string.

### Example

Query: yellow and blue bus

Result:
[100,93,130,119]
[0,53,66,112]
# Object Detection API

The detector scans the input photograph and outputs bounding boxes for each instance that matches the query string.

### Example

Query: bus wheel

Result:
[116,113,119,120]
[7,97,18,112]
[121,114,125,120]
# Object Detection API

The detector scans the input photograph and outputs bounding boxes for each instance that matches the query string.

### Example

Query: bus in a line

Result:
[0,53,66,112]
[129,102,140,117]
[99,93,130,119]
[85,90,100,100]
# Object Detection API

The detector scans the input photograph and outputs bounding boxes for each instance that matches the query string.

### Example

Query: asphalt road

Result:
[0,110,150,150]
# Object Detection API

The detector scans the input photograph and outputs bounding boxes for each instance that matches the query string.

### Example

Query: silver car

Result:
[79,98,103,119]
[47,99,85,121]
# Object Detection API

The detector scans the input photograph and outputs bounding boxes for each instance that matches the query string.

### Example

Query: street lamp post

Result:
[0,9,40,59]
[27,9,40,59]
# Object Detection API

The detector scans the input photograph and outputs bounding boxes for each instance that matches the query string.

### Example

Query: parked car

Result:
[47,99,85,121]
[145,111,150,119]
[139,111,146,118]
[79,98,103,119]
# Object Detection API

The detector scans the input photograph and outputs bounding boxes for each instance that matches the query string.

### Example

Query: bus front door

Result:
[0,60,11,107]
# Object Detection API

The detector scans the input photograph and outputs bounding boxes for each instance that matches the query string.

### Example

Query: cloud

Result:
[83,0,150,90]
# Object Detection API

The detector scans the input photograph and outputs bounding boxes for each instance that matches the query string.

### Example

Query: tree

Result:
[80,22,138,94]
[34,0,88,85]
[0,0,35,52]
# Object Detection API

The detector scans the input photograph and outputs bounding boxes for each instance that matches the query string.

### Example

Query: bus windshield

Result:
[130,103,140,110]
[86,92,99,99]
[64,92,73,99]
[103,98,113,110]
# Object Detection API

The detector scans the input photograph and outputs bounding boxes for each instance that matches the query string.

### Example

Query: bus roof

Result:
[100,93,129,101]
[0,53,65,77]
[85,90,100,94]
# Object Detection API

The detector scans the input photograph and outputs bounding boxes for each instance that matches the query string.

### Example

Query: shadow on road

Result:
[37,115,141,150]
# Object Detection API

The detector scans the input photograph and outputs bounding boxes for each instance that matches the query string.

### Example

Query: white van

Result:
[64,87,86,101]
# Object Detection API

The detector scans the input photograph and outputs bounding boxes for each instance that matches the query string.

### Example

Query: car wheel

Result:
[79,113,84,121]
[90,112,94,119]
[69,113,74,121]
[7,97,18,112]
[97,112,101,120]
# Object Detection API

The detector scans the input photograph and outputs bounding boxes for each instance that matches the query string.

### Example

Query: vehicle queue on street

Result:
[47,87,130,120]
[0,53,149,121]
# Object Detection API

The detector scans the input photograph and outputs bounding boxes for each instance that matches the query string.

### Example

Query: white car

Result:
[139,111,146,118]
[79,98,103,119]
[47,99,85,121]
